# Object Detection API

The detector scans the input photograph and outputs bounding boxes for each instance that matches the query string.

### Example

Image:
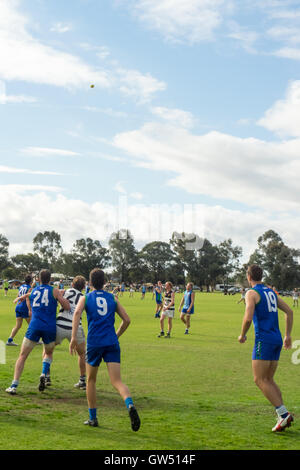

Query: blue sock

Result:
[89,408,97,420]
[125,397,134,409]
[42,358,52,376]
[7,338,13,343]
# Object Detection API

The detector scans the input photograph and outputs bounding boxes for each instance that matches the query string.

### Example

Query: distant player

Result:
[3,280,9,296]
[129,284,134,298]
[238,264,294,432]
[292,289,298,308]
[70,268,141,432]
[43,275,87,389]
[179,282,195,334]
[154,281,163,318]
[120,283,125,297]
[158,282,175,338]
[6,275,32,346]
[5,269,70,395]
[141,284,146,300]
[59,279,64,290]
[237,288,246,305]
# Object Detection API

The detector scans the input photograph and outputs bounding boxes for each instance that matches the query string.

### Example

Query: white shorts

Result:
[162,309,175,318]
[55,325,85,345]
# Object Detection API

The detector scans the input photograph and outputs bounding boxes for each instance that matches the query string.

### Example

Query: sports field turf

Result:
[0,289,299,450]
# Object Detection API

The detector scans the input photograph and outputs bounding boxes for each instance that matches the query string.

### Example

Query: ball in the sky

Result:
[90,84,95,88]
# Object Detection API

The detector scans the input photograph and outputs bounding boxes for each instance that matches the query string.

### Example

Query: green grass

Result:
[0,289,299,450]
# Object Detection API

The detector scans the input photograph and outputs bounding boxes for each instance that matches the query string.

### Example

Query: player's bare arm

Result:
[277,296,293,350]
[115,299,130,338]
[70,295,86,355]
[53,287,70,311]
[238,290,258,343]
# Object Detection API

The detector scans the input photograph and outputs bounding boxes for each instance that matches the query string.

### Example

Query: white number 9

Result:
[96,297,108,316]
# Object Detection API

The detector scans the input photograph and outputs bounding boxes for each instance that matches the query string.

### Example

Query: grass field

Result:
[0,289,299,450]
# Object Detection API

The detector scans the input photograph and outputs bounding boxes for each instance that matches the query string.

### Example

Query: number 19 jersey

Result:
[252,284,282,345]
[85,290,118,348]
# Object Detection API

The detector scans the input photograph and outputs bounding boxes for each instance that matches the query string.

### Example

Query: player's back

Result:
[56,287,83,329]
[16,283,31,313]
[252,284,282,345]
[30,284,57,330]
[85,290,118,347]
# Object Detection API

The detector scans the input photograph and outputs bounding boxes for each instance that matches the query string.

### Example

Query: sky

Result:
[0,0,300,260]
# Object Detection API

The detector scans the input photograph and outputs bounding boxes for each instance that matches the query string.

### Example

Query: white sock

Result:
[276,405,288,418]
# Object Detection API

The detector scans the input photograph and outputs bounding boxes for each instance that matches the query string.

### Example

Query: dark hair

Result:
[247,264,263,282]
[25,274,32,285]
[90,268,105,290]
[73,275,86,292]
[39,269,51,285]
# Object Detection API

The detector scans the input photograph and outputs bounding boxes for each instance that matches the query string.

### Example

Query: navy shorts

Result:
[181,307,194,315]
[16,310,29,319]
[25,326,56,344]
[252,341,282,361]
[86,343,121,367]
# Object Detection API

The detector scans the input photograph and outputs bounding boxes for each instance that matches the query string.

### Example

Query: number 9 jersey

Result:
[85,290,118,348]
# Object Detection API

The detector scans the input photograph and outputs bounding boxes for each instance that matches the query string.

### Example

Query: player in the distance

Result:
[179,282,195,334]
[238,264,294,432]
[158,281,175,338]
[70,268,140,432]
[6,275,32,346]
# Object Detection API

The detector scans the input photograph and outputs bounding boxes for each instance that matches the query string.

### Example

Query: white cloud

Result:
[0,80,37,104]
[0,0,110,89]
[116,67,166,103]
[0,184,63,193]
[50,22,73,34]
[272,47,300,60]
[114,181,127,194]
[20,147,81,157]
[257,80,300,137]
[127,0,231,44]
[151,106,195,128]
[0,166,63,176]
[113,122,300,212]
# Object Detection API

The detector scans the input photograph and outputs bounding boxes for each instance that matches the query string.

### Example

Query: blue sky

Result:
[1,0,300,258]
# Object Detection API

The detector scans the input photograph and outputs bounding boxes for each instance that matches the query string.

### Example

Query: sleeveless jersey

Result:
[155,288,162,303]
[15,283,31,314]
[85,290,118,347]
[56,288,83,330]
[163,291,174,311]
[183,290,193,309]
[252,284,282,345]
[29,285,57,331]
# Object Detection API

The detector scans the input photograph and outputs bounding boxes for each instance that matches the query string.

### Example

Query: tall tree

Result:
[70,238,111,279]
[218,238,243,285]
[109,230,139,282]
[33,231,62,267]
[139,241,175,283]
[0,234,9,273]
[11,253,43,275]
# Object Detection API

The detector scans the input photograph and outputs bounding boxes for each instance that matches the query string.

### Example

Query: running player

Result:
[237,288,246,305]
[238,264,294,432]
[6,275,32,346]
[158,282,175,338]
[44,275,87,389]
[179,282,195,334]
[70,268,141,431]
[5,269,70,395]
[154,281,163,318]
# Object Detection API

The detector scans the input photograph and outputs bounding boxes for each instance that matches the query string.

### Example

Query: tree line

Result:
[0,229,299,289]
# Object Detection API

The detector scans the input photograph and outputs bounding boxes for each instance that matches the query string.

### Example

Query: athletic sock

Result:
[125,397,134,409]
[7,338,13,343]
[11,380,19,389]
[42,358,52,376]
[80,375,86,382]
[276,405,289,419]
[89,408,97,420]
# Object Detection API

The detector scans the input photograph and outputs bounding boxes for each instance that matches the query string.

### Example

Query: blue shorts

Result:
[252,341,282,361]
[181,307,194,315]
[86,343,121,367]
[16,310,29,319]
[156,301,162,305]
[25,326,56,344]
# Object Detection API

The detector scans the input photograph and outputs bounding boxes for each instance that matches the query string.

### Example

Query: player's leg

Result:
[39,339,55,392]
[166,316,172,338]
[6,338,36,394]
[158,313,165,337]
[74,339,87,390]
[252,359,282,406]
[85,363,99,426]
[106,361,140,432]
[7,317,23,345]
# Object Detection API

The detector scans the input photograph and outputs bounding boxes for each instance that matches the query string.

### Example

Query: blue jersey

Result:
[85,290,118,348]
[252,284,282,345]
[142,286,146,293]
[183,290,194,311]
[29,285,57,331]
[155,288,162,303]
[15,284,31,314]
